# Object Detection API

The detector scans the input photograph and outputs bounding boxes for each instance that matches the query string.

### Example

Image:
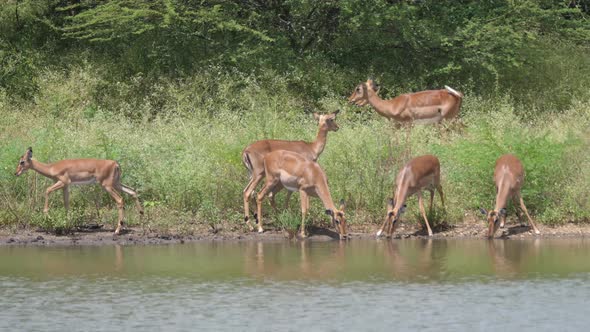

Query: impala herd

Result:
[14,79,541,240]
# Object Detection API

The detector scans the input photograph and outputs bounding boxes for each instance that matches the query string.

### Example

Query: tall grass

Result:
[1,67,588,232]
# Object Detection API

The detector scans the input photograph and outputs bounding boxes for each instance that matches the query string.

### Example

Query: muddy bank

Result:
[1,218,590,246]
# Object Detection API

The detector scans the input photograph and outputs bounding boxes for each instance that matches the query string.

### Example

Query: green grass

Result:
[1,68,589,233]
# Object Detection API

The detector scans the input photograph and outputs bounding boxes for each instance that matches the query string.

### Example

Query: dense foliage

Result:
[1,1,589,232]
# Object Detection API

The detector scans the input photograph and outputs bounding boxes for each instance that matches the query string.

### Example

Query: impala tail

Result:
[242,152,254,176]
[444,85,464,98]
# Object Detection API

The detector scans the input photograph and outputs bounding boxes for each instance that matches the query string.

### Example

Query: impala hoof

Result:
[257,228,264,234]
[376,229,383,237]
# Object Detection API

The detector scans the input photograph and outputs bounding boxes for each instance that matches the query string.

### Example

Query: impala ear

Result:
[26,147,33,160]
[333,109,340,116]
[499,208,507,217]
[313,112,320,121]
[338,199,345,211]
[479,208,487,215]
[387,198,394,208]
[372,81,380,92]
[325,209,334,216]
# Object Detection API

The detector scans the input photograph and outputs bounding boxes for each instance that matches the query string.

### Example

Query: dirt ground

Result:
[1,216,590,246]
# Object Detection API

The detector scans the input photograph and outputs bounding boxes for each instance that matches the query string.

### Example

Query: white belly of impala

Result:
[279,172,300,192]
[71,178,97,185]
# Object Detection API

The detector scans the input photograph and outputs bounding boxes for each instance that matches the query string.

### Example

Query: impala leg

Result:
[104,186,125,235]
[284,191,293,210]
[268,183,284,212]
[63,185,70,213]
[121,185,144,216]
[418,192,433,237]
[499,207,507,229]
[243,173,263,231]
[387,218,398,238]
[518,194,540,235]
[437,184,446,210]
[429,188,435,213]
[256,178,279,234]
[512,196,525,227]
[299,191,309,238]
[377,216,389,238]
[44,181,65,214]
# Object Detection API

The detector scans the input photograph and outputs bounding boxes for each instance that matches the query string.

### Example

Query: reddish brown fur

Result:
[377,155,445,238]
[348,79,463,124]
[482,154,540,238]
[15,147,143,234]
[255,150,347,239]
[242,111,340,231]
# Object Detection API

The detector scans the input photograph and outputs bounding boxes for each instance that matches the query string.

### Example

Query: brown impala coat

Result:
[242,111,340,231]
[378,155,445,238]
[348,79,463,124]
[15,147,143,234]
[481,154,540,238]
[256,150,347,239]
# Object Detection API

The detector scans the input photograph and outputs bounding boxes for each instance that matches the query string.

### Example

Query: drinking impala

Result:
[255,150,347,239]
[377,155,445,238]
[242,111,340,231]
[479,154,540,238]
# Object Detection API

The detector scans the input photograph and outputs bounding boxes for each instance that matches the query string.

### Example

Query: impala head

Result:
[15,147,33,176]
[326,199,348,240]
[348,78,380,106]
[313,110,340,132]
[385,198,407,234]
[480,208,507,238]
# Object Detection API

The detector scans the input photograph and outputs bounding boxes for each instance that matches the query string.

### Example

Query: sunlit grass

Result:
[1,69,588,232]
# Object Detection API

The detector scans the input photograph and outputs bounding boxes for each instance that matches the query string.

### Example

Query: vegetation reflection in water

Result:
[1,239,590,282]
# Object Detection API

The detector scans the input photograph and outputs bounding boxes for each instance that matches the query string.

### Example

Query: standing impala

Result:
[377,155,445,238]
[348,79,463,124]
[14,147,143,235]
[255,150,347,239]
[242,111,340,231]
[480,154,540,238]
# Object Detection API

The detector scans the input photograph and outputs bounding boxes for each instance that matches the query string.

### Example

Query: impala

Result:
[14,147,143,234]
[377,155,445,238]
[348,79,463,124]
[255,150,347,239]
[242,110,340,231]
[479,154,540,238]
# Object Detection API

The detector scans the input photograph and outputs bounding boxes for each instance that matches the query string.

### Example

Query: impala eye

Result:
[19,161,25,165]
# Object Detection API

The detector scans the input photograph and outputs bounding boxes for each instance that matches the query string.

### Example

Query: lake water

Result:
[1,238,590,331]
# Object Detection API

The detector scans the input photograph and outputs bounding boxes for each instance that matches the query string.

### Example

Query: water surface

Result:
[1,239,589,331]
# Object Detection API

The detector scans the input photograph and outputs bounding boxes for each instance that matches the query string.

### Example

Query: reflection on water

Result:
[1,239,590,331]
[1,238,590,281]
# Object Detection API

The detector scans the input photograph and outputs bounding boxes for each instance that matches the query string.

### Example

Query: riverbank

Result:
[2,217,590,246]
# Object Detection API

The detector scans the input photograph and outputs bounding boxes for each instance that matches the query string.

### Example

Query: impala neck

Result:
[494,177,511,211]
[393,186,408,214]
[310,126,329,159]
[30,159,55,179]
[366,89,393,118]
[316,180,337,212]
